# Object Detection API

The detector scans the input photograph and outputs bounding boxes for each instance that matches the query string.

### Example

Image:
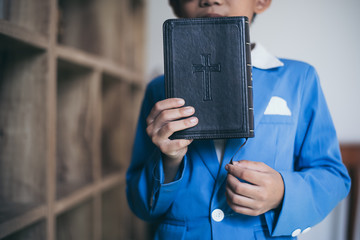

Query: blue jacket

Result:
[126,58,351,239]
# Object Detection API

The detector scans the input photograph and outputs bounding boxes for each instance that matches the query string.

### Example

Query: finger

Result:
[157,117,198,139]
[225,182,255,208]
[227,203,262,217]
[150,106,195,133]
[147,98,185,125]
[234,160,272,173]
[225,163,266,186]
[226,174,260,200]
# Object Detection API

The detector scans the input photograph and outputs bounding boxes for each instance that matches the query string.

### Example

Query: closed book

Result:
[163,17,254,139]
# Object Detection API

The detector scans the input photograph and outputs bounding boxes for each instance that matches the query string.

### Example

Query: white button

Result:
[291,229,301,237]
[302,227,311,234]
[211,209,224,222]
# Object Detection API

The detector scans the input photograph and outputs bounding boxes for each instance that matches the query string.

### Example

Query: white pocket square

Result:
[264,96,291,116]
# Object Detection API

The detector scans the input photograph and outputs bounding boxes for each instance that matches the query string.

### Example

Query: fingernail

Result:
[225,164,229,171]
[184,107,194,114]
[177,99,185,105]
[189,117,198,124]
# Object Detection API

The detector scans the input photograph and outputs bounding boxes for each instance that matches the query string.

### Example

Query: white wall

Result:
[146,1,176,80]
[250,0,360,144]
[146,0,360,239]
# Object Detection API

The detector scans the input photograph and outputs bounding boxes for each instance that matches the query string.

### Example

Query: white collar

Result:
[251,43,284,70]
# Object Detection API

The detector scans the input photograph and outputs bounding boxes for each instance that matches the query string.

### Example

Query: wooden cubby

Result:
[2,221,46,240]
[101,74,137,176]
[0,0,50,36]
[0,37,47,225]
[56,60,96,199]
[102,183,131,240]
[0,0,147,239]
[56,199,94,240]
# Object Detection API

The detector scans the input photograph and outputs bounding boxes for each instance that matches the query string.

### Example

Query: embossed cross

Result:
[192,54,221,101]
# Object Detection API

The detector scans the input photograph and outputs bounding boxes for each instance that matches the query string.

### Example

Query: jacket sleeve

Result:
[126,78,187,221]
[265,66,351,237]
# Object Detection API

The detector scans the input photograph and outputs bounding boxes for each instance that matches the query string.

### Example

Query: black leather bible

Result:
[163,17,254,140]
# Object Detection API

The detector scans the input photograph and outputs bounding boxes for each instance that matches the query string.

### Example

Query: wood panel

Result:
[0,44,47,223]
[57,0,102,56]
[0,0,147,239]
[340,144,360,240]
[102,183,130,240]
[56,61,95,199]
[101,75,136,175]
[1,0,50,36]
[56,200,94,240]
[2,221,46,240]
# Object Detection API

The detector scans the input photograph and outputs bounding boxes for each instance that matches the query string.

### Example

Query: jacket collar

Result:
[251,43,284,70]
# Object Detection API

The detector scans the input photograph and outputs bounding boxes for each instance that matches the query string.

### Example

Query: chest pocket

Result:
[255,114,297,170]
[246,115,295,169]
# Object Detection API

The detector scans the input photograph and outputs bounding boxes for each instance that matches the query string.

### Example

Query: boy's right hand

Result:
[146,98,198,163]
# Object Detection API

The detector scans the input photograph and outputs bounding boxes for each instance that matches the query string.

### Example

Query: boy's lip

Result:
[202,13,224,18]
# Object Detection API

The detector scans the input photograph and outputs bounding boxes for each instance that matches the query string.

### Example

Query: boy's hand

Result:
[225,160,284,216]
[146,98,198,163]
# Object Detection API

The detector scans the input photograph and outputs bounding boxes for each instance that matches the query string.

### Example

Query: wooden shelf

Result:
[101,183,128,240]
[56,60,96,200]
[0,45,48,229]
[101,75,140,176]
[57,0,146,70]
[0,206,46,239]
[1,221,46,240]
[0,203,42,225]
[0,20,48,50]
[101,177,149,240]
[0,0,147,239]
[56,45,143,85]
[0,0,50,36]
[56,199,94,240]
[55,172,124,216]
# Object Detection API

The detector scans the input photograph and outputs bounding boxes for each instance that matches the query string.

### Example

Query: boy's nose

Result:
[200,0,223,7]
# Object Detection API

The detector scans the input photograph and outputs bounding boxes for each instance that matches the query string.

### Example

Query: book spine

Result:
[163,20,173,99]
[245,19,254,137]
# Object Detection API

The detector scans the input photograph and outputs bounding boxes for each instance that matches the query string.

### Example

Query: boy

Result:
[126,0,351,239]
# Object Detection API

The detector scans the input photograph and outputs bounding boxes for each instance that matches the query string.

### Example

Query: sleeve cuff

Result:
[150,154,188,215]
[264,171,320,237]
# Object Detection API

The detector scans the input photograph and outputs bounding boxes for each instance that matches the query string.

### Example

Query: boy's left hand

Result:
[225,160,284,216]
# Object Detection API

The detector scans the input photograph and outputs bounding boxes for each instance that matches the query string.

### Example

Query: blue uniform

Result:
[126,45,351,239]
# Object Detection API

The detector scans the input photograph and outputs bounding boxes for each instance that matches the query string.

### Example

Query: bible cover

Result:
[163,17,254,139]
